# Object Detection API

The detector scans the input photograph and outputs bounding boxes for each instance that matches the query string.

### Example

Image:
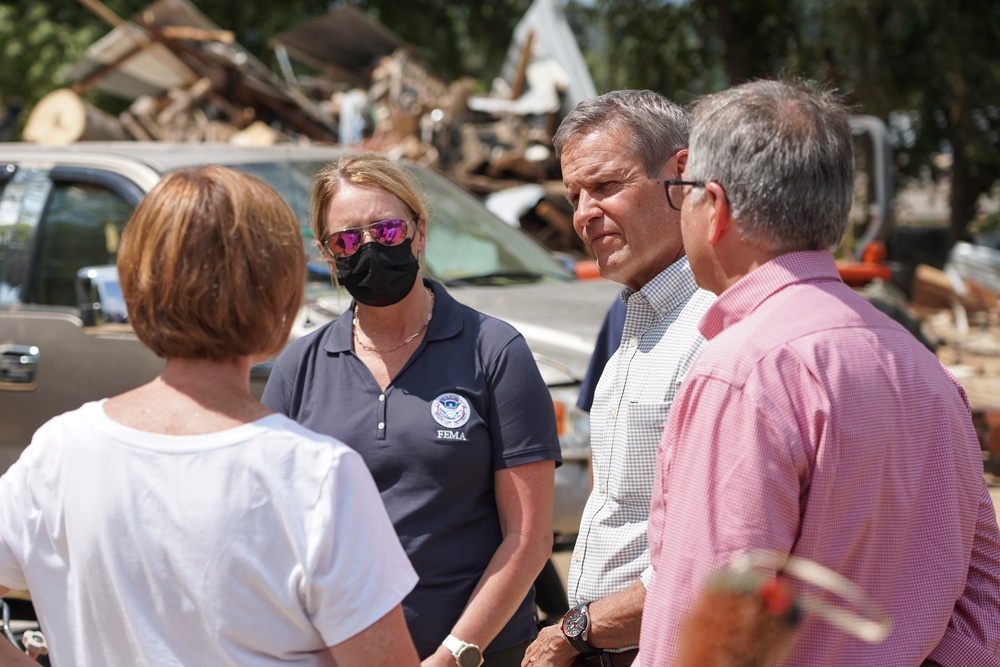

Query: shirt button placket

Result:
[376,392,387,440]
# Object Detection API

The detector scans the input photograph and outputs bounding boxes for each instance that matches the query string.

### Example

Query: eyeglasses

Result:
[664,179,707,211]
[321,217,414,257]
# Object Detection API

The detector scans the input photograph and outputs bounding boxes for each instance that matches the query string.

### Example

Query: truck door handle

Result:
[0,344,40,391]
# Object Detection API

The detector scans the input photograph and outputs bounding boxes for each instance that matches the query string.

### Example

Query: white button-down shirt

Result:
[567,257,715,617]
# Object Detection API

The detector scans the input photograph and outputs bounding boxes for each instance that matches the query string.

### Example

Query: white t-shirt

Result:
[0,400,417,666]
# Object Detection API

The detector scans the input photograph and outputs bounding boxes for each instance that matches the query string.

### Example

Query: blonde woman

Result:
[264,153,559,667]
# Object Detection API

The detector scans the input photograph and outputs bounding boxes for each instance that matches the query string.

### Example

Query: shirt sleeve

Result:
[642,374,808,661]
[260,352,293,416]
[305,448,418,647]
[486,334,562,469]
[0,456,29,591]
[0,430,48,592]
[926,482,1000,667]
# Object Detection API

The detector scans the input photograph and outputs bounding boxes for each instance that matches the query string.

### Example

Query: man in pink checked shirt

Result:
[638,78,1000,667]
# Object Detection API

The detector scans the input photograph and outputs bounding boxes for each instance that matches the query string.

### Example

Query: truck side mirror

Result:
[75,266,128,327]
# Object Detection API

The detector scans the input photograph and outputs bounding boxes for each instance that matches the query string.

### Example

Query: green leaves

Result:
[0,3,101,108]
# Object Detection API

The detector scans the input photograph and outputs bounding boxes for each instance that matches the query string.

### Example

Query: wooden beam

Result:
[510,30,535,99]
[159,26,235,44]
[76,0,126,29]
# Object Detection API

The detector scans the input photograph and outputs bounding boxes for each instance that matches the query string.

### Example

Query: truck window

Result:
[0,166,40,307]
[27,181,133,307]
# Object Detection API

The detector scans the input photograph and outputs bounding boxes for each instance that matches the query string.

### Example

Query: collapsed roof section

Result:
[270,5,406,88]
[64,0,337,142]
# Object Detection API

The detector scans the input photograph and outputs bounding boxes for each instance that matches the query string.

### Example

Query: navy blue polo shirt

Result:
[262,279,562,658]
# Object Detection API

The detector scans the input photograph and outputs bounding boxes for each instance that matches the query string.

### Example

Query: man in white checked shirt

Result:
[521,91,716,667]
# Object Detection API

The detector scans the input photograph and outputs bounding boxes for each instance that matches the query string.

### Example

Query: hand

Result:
[422,646,456,667]
[521,624,578,667]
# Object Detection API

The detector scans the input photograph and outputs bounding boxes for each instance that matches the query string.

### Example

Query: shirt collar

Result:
[621,256,700,323]
[324,279,461,354]
[699,250,843,340]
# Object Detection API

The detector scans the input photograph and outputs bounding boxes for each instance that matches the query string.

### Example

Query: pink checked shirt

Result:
[637,251,1000,667]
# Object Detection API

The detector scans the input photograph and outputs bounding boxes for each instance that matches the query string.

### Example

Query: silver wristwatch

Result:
[442,633,484,667]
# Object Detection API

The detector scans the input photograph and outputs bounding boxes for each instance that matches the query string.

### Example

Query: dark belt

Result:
[574,648,638,667]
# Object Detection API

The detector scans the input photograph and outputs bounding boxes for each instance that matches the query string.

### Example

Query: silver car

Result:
[0,142,620,545]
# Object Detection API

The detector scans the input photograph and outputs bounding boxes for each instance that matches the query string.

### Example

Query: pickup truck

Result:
[0,142,621,548]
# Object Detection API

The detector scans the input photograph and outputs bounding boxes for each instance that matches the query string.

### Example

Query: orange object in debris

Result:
[552,398,566,436]
[837,241,892,287]
[836,261,894,286]
[575,260,602,280]
[861,240,888,264]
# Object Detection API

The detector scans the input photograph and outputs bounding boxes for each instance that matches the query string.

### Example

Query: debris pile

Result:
[22,0,590,257]
[911,241,1000,474]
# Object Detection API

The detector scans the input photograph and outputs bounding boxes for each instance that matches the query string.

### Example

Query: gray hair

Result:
[553,89,689,178]
[685,79,854,252]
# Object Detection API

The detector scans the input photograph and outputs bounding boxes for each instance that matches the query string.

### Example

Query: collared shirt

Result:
[566,257,716,612]
[263,280,561,658]
[638,251,1000,667]
[576,298,628,412]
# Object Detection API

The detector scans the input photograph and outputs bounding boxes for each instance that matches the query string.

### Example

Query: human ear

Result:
[412,215,428,253]
[704,182,731,246]
[673,149,689,178]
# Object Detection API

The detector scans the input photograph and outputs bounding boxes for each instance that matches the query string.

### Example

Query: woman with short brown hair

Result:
[0,166,421,667]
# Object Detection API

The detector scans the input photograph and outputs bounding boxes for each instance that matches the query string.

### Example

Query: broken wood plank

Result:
[159,26,235,44]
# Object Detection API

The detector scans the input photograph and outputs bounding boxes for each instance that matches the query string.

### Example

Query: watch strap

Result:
[442,634,483,667]
[442,634,463,654]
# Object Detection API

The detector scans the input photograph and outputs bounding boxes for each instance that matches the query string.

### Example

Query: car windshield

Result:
[233,160,573,286]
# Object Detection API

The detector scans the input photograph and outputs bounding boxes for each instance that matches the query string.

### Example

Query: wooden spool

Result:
[22,88,129,144]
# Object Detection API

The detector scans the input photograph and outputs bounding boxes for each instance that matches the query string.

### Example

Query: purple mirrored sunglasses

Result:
[322,217,414,257]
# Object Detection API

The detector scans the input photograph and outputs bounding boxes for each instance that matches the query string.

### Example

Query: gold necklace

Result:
[353,289,434,354]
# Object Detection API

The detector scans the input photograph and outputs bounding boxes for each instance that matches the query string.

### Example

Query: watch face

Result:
[456,646,483,667]
[562,609,587,638]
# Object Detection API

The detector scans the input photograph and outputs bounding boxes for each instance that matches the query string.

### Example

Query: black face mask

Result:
[334,238,419,307]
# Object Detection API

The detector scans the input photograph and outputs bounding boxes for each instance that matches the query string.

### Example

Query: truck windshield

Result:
[233,160,573,286]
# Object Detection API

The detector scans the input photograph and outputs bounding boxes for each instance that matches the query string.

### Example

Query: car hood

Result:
[449,279,623,384]
[299,278,623,386]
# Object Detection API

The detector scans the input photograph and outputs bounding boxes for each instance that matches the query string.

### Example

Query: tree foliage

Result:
[587,0,1000,241]
[800,0,1000,241]
[344,0,531,84]
[1,0,998,240]
[0,3,104,110]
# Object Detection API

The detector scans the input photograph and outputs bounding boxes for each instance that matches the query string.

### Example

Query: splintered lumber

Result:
[159,26,235,43]
[510,30,535,99]
[22,88,129,144]
[77,0,127,30]
[157,77,214,125]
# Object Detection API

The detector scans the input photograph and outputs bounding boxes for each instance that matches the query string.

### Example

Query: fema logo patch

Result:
[431,393,471,428]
